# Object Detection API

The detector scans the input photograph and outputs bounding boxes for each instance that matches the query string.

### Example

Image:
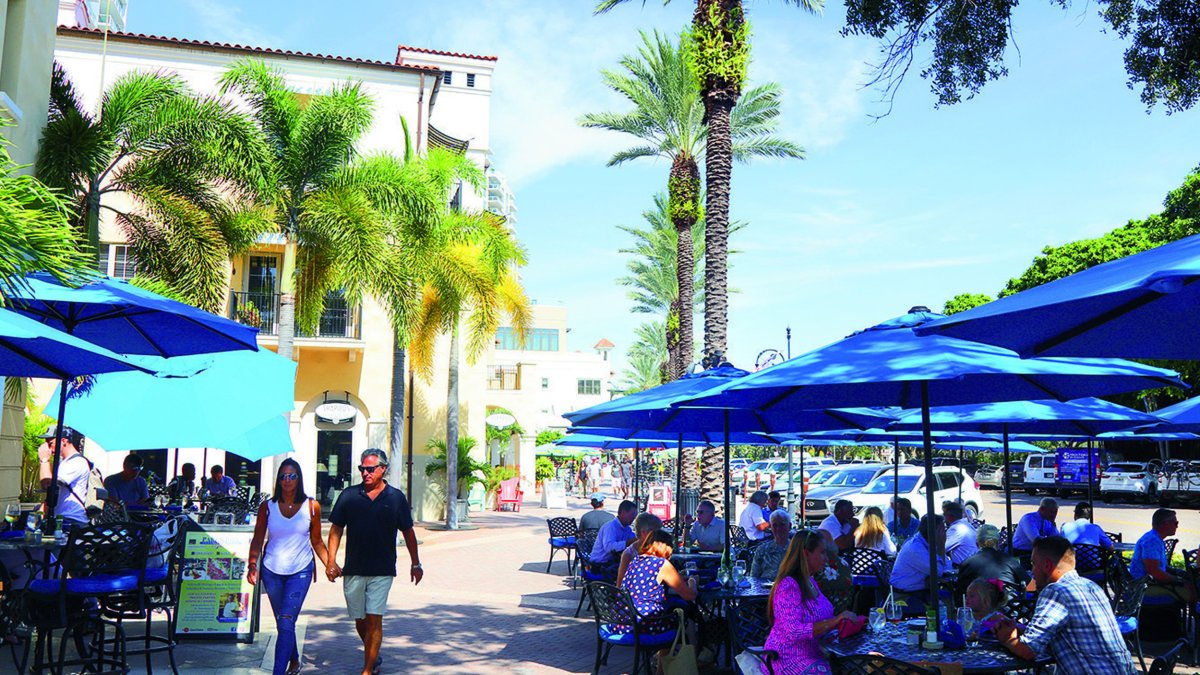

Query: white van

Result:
[1024,453,1057,495]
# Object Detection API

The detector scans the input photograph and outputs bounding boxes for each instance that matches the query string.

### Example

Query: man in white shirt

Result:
[586,459,602,494]
[738,491,771,540]
[1060,502,1113,549]
[37,426,91,526]
[819,499,859,551]
[1013,497,1059,552]
[942,500,979,565]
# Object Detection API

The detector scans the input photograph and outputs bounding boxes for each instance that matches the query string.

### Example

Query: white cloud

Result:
[180,0,284,47]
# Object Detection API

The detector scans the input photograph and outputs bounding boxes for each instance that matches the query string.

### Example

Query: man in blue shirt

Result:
[890,514,949,614]
[590,499,636,575]
[1012,497,1059,552]
[1131,508,1194,604]
[886,497,920,545]
[204,464,237,497]
[996,536,1134,675]
[1061,502,1113,549]
[942,500,978,565]
[103,454,150,506]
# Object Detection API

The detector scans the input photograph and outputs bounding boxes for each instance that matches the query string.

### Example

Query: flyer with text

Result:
[176,530,255,639]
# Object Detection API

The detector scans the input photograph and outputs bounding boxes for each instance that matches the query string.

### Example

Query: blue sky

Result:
[135,0,1200,376]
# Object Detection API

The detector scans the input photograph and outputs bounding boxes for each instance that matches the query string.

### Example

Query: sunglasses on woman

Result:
[279,472,299,481]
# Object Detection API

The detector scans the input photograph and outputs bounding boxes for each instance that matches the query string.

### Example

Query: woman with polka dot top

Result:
[617,529,698,634]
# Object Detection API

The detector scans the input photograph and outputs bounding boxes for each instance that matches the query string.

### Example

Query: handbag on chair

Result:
[660,608,698,675]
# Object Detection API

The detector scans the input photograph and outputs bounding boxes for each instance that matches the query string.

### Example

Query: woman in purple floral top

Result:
[763,530,859,675]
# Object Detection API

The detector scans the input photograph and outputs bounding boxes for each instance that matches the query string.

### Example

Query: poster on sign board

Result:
[175,529,258,642]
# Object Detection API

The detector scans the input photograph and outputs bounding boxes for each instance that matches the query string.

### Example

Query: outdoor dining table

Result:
[690,577,774,667]
[824,622,1052,674]
[1113,541,1136,553]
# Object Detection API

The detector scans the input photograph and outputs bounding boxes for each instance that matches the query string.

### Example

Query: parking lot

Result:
[976,485,1200,544]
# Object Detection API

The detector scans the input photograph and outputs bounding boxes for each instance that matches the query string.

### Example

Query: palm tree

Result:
[405,165,532,528]
[593,3,820,363]
[622,320,669,393]
[35,64,272,311]
[424,436,489,499]
[581,29,804,376]
[616,193,704,318]
[217,58,434,361]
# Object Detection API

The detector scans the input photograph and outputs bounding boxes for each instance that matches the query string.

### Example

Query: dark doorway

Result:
[224,453,262,493]
[317,430,353,507]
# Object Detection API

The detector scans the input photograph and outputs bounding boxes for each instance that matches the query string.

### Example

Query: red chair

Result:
[496,478,523,511]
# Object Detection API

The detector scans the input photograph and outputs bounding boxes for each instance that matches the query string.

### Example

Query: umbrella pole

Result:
[1087,439,1095,521]
[786,444,794,511]
[893,439,900,533]
[634,443,640,507]
[800,446,806,522]
[958,445,964,503]
[723,410,731,562]
[675,433,684,543]
[46,378,69,521]
[920,382,940,635]
[1003,425,1013,554]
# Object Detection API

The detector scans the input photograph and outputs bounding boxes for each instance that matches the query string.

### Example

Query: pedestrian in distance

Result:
[247,458,331,675]
[327,449,422,675]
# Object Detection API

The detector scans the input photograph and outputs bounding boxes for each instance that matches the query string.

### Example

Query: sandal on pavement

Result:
[372,656,382,674]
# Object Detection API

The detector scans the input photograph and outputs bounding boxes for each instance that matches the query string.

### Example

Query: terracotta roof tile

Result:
[57,26,441,74]
[395,44,498,63]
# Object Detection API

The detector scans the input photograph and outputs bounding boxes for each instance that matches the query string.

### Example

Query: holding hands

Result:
[326,561,342,582]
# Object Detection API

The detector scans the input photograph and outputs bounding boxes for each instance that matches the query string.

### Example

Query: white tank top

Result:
[261,499,315,576]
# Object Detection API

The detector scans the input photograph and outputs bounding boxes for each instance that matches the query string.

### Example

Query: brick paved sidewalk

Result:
[111,495,641,674]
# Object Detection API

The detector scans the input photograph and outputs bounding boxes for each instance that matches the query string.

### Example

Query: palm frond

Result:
[218,58,300,163]
[286,79,375,195]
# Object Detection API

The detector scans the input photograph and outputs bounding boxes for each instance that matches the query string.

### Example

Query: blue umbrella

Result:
[218,415,293,460]
[1135,396,1200,432]
[7,272,259,357]
[679,309,1185,624]
[888,397,1163,532]
[45,349,295,455]
[0,307,152,379]
[914,233,1200,358]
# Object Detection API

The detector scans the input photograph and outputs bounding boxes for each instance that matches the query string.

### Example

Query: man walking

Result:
[327,449,422,675]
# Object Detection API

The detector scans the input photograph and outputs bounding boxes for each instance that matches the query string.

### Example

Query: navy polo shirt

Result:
[329,482,414,577]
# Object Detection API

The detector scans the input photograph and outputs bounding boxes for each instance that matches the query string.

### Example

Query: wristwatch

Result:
[411,563,422,569]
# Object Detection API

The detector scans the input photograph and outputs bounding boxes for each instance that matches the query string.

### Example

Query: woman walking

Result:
[247,459,331,675]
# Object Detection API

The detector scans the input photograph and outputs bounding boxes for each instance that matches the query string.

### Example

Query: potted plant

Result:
[483,465,518,510]
[235,299,262,328]
[535,456,555,492]
[425,436,488,521]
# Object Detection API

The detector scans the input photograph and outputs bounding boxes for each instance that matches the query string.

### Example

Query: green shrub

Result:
[535,456,556,483]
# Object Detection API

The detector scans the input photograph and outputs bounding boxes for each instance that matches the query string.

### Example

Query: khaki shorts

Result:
[343,575,393,620]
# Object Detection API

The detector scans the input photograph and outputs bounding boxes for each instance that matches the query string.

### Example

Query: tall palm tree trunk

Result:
[85,181,102,264]
[701,95,735,361]
[701,446,726,516]
[446,319,461,529]
[390,337,407,490]
[668,155,700,379]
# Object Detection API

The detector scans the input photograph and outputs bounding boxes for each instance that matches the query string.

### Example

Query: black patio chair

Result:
[830,653,940,675]
[545,517,577,574]
[732,597,778,674]
[586,582,678,675]
[1164,537,1179,563]
[102,515,189,674]
[1112,576,1151,672]
[997,526,1010,553]
[843,548,887,611]
[22,522,155,675]
[200,496,249,525]
[1105,530,1123,544]
[1006,592,1039,625]
[574,529,613,617]
[1147,637,1189,675]
[1075,542,1111,589]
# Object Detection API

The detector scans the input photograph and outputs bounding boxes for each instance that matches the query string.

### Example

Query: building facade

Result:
[485,304,614,484]
[52,25,506,521]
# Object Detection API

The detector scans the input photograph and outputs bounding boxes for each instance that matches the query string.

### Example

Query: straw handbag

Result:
[660,608,698,675]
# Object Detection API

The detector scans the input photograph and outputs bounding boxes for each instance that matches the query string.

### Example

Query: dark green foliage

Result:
[942,293,992,315]
[842,0,1200,112]
[536,429,566,447]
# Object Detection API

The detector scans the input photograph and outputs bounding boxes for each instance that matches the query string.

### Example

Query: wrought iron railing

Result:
[228,291,362,340]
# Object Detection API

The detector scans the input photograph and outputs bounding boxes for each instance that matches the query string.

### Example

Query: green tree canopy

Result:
[942,293,992,316]
[842,0,1200,112]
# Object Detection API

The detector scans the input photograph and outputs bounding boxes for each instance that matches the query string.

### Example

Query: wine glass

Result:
[956,607,977,646]
[869,608,886,633]
[684,561,698,579]
[4,504,19,531]
[886,600,903,623]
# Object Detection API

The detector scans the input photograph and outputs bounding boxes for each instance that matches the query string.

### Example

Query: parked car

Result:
[1023,453,1057,495]
[975,462,1024,490]
[852,466,985,521]
[801,465,891,523]
[1100,462,1159,503]
[730,458,751,484]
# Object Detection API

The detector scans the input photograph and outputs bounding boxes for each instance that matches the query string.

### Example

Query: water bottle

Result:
[24,512,40,542]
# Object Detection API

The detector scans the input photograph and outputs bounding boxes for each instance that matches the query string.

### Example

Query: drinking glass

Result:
[732,560,747,583]
[869,608,886,633]
[956,607,977,646]
[685,562,698,579]
[886,600,903,623]
[4,504,19,531]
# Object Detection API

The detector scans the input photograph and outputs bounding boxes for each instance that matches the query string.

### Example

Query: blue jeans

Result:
[261,560,314,674]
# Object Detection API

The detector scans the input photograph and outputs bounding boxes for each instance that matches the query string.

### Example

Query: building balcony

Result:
[228,291,363,341]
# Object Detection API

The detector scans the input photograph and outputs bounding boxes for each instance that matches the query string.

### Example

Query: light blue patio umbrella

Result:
[887,397,1163,531]
[45,349,295,455]
[677,308,1185,624]
[914,233,1200,359]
